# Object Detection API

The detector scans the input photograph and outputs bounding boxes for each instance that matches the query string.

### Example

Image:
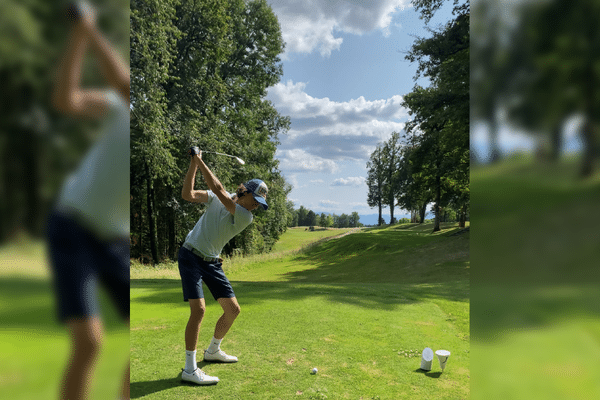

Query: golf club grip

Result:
[189,146,200,156]
[66,2,83,22]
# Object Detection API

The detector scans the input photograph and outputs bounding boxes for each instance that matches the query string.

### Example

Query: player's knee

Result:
[229,303,241,318]
[74,330,103,355]
[190,304,206,320]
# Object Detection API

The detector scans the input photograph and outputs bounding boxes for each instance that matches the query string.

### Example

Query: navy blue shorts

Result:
[178,246,235,301]
[46,210,130,323]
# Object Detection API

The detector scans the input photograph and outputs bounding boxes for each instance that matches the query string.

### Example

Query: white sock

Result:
[207,337,222,354]
[185,350,197,373]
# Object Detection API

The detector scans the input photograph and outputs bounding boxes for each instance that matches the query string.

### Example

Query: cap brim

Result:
[253,195,268,210]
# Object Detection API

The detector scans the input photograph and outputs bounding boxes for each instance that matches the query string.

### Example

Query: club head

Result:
[235,157,246,165]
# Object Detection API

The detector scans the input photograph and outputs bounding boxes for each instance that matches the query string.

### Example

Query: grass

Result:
[470,155,600,399]
[0,237,129,400]
[131,223,469,399]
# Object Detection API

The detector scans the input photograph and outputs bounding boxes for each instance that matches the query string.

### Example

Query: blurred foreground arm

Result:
[52,2,130,118]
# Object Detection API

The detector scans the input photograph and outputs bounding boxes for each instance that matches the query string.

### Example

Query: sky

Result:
[264,0,456,224]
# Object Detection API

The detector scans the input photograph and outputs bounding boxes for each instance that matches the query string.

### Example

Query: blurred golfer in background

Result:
[178,149,268,385]
[46,2,130,399]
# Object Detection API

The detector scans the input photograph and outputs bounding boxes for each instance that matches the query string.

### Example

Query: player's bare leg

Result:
[185,298,206,351]
[204,297,241,363]
[214,297,241,340]
[61,317,103,400]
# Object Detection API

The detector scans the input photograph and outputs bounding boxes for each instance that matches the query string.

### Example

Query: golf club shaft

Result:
[203,151,237,159]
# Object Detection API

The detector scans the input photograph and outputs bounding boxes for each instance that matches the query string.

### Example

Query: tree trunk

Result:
[580,119,596,177]
[550,124,562,162]
[419,202,427,224]
[432,174,441,233]
[489,111,501,163]
[145,162,158,265]
[168,204,176,260]
[138,191,144,260]
[459,204,467,228]
[378,200,383,226]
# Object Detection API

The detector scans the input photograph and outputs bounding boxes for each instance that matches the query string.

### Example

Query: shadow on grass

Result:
[471,284,600,343]
[131,278,468,312]
[413,369,443,378]
[281,229,469,285]
[130,362,215,398]
[0,276,125,332]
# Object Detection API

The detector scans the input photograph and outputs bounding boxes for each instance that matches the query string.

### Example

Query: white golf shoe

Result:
[181,368,219,385]
[204,349,239,363]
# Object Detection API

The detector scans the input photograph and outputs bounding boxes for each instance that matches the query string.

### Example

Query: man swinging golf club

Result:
[179,148,268,385]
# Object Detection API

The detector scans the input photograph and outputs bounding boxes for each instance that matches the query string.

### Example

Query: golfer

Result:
[179,149,268,385]
[46,2,130,399]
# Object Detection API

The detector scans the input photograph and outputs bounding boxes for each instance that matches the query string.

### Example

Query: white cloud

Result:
[331,177,366,186]
[310,179,325,184]
[287,174,300,189]
[268,80,407,162]
[269,0,411,57]
[319,199,340,208]
[277,149,339,173]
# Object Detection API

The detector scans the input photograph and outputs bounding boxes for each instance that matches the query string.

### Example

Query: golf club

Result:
[189,147,245,165]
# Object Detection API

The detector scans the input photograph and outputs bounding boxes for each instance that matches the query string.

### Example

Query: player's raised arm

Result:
[182,150,209,204]
[192,151,236,215]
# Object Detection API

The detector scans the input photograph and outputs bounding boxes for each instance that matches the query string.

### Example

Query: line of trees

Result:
[367,0,469,232]
[130,0,292,263]
[472,0,600,175]
[287,205,362,228]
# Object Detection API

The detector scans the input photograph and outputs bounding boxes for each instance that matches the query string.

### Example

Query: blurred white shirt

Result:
[57,90,130,239]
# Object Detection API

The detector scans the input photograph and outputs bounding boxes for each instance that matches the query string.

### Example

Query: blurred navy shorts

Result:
[46,210,129,323]
[178,246,235,301]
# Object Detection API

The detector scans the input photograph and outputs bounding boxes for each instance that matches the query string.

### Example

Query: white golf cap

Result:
[244,179,268,210]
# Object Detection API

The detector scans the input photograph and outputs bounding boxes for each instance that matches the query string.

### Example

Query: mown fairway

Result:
[131,224,469,399]
[471,157,600,399]
[0,239,129,400]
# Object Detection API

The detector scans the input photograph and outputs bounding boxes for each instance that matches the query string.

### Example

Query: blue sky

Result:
[265,0,456,223]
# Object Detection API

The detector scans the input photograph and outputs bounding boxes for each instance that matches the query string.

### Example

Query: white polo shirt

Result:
[184,191,253,258]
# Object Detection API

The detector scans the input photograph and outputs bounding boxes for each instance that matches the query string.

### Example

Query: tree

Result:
[349,212,360,227]
[297,205,309,226]
[337,213,349,228]
[306,210,317,227]
[471,0,516,163]
[394,140,431,224]
[381,131,402,224]
[508,0,600,176]
[402,4,469,232]
[130,0,291,261]
[286,200,297,227]
[366,145,387,226]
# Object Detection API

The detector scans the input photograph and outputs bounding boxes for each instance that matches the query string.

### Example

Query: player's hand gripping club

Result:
[67,1,96,28]
[189,146,202,164]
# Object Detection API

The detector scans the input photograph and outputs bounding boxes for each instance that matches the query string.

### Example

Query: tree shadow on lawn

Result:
[281,229,469,285]
[0,276,124,332]
[471,284,600,343]
[131,279,468,312]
